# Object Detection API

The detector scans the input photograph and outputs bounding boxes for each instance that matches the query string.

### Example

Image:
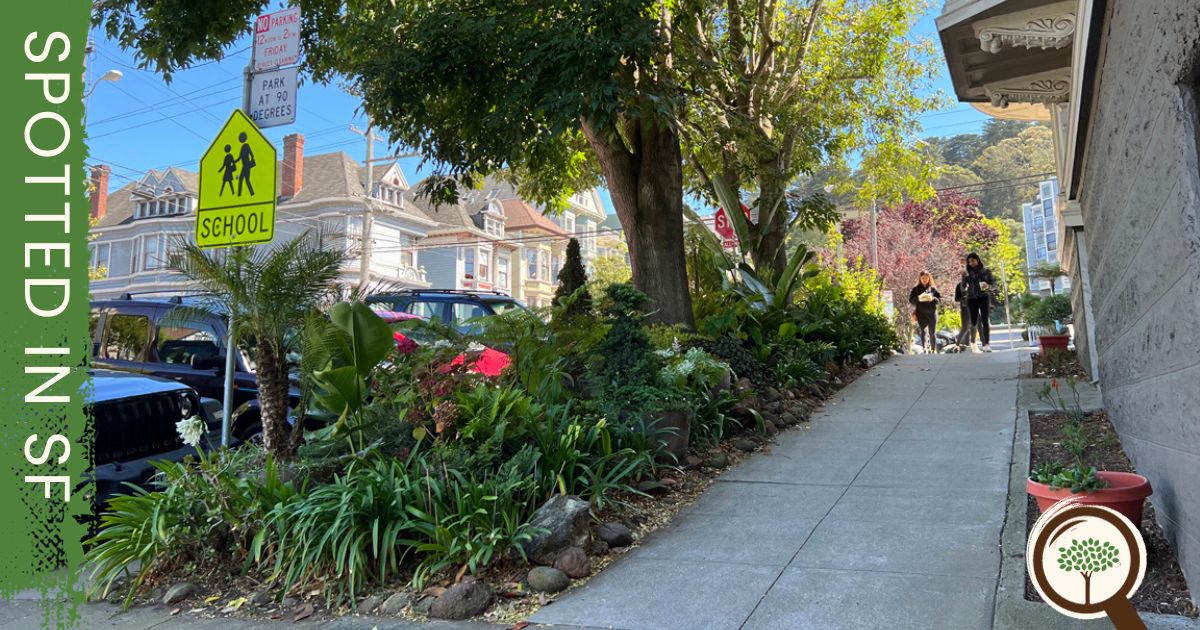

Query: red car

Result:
[376,311,511,378]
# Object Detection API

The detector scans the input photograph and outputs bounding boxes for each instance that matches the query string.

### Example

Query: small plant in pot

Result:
[1026,378,1152,527]
[1030,293,1072,352]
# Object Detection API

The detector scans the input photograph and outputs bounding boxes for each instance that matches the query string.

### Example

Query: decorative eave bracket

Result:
[972,2,1077,54]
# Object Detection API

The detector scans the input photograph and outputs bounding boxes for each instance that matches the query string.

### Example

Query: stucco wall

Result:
[1077,0,1200,596]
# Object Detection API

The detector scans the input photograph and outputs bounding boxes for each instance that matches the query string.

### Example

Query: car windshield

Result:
[483,299,527,315]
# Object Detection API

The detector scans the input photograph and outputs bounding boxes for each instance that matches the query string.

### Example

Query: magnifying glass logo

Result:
[1027,499,1148,629]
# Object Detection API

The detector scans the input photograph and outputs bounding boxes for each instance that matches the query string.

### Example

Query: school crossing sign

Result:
[196,110,277,248]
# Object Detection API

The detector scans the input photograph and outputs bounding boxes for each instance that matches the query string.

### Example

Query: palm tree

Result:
[1030,262,1065,294]
[167,230,347,460]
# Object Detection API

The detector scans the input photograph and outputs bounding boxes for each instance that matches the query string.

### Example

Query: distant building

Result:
[87,133,436,299]
[1021,177,1070,295]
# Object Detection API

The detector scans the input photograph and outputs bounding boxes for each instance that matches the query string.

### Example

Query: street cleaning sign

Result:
[253,6,301,71]
[196,110,277,248]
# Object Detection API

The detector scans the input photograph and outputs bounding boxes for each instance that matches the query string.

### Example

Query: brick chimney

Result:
[89,165,110,220]
[282,133,304,198]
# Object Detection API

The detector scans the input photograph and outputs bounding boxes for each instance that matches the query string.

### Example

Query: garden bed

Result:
[1030,349,1087,379]
[1025,409,1197,618]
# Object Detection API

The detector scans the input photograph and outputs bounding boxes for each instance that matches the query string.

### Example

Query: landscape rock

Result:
[358,593,385,614]
[763,387,782,402]
[162,582,198,605]
[728,396,761,421]
[596,522,634,548]
[780,412,799,426]
[861,352,880,368]
[527,567,570,594]
[763,420,779,435]
[733,437,757,452]
[521,495,591,564]
[411,595,435,616]
[650,409,691,464]
[250,589,274,608]
[684,454,703,469]
[734,377,754,394]
[706,452,730,468]
[380,592,411,615]
[764,401,783,414]
[554,546,590,579]
[429,582,492,620]
[281,597,299,610]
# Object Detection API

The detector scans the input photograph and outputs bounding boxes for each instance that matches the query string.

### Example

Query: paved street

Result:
[532,348,1022,630]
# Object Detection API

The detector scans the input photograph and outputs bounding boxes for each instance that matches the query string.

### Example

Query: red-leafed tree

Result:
[838,192,997,321]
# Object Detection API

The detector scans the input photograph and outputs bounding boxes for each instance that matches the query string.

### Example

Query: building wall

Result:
[1077,0,1200,591]
[421,246,461,290]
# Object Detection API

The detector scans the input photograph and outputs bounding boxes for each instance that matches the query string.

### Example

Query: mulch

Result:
[1031,350,1088,379]
[1025,410,1198,618]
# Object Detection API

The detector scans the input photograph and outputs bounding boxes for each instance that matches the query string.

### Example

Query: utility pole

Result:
[1001,257,1015,349]
[350,119,384,292]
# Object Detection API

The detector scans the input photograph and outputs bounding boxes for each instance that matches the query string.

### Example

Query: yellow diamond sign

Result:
[196,110,277,248]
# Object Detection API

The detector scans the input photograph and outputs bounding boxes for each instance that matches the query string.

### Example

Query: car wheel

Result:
[239,424,264,445]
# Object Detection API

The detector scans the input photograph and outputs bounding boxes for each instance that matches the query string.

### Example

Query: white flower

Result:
[670,337,682,354]
[175,415,205,447]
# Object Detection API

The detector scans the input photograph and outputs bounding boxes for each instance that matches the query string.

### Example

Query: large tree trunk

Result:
[753,170,790,278]
[582,118,694,328]
[256,344,296,460]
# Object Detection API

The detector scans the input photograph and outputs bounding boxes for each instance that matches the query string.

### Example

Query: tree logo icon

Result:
[1028,501,1147,628]
[1057,538,1119,605]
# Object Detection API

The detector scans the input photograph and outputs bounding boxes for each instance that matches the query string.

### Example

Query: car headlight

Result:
[179,393,195,419]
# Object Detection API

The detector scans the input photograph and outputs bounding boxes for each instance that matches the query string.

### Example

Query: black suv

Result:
[365,290,528,334]
[88,369,219,503]
[89,296,301,442]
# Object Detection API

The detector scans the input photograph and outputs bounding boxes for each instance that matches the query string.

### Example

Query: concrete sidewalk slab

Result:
[684,481,844,520]
[635,512,822,568]
[739,568,996,630]
[827,486,1008,526]
[533,352,1022,630]
[791,519,1001,579]
[531,557,780,630]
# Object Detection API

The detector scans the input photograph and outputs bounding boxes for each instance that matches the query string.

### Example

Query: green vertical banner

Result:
[1,1,92,627]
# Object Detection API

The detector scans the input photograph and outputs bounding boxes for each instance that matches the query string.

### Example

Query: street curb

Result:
[993,410,1200,629]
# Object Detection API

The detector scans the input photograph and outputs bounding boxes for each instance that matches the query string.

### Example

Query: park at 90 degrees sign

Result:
[196,109,277,248]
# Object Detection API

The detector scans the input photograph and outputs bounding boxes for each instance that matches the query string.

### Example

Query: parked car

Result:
[89,296,306,442]
[365,289,529,335]
[377,311,512,377]
[86,369,219,505]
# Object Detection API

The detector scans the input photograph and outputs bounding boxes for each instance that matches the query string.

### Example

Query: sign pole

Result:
[1001,258,1014,349]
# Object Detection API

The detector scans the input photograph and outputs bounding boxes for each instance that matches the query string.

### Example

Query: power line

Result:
[936,172,1056,192]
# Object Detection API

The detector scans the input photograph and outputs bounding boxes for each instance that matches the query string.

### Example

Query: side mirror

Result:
[191,355,225,371]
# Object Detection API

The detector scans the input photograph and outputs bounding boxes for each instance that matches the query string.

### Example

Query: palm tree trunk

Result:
[256,344,296,460]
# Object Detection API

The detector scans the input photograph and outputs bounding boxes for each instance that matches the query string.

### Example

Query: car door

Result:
[404,299,451,327]
[94,307,156,375]
[148,311,226,399]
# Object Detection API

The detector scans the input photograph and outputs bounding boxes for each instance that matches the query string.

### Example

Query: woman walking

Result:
[954,259,975,349]
[908,271,942,353]
[962,252,995,352]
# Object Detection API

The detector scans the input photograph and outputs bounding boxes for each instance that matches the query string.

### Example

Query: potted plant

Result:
[1030,293,1072,352]
[1026,378,1152,527]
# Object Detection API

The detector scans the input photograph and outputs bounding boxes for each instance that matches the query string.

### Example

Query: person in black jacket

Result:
[961,252,995,352]
[908,271,942,353]
[954,274,976,348]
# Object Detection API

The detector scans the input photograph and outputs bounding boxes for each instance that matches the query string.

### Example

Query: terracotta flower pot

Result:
[1027,471,1152,527]
[1038,334,1071,352]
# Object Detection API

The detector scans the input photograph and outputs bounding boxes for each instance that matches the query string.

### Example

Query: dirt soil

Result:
[1031,350,1088,379]
[1025,410,1198,618]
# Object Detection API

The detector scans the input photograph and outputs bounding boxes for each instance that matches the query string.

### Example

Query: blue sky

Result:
[84,7,989,215]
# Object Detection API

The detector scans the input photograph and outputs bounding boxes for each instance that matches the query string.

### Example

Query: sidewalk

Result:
[532,349,1021,630]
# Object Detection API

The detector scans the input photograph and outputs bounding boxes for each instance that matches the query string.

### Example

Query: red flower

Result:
[1050,378,1061,391]
[393,332,419,355]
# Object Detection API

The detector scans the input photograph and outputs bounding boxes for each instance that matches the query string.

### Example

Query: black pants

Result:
[967,297,990,345]
[916,312,937,352]
[958,304,976,345]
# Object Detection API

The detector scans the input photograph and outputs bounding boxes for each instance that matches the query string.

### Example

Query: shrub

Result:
[553,238,593,317]
[1031,293,1072,331]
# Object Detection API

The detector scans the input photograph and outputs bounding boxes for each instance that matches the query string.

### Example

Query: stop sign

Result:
[714,204,751,248]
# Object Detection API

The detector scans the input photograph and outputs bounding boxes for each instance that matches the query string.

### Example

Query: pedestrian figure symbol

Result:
[196,109,276,249]
[218,144,237,196]
[237,132,256,197]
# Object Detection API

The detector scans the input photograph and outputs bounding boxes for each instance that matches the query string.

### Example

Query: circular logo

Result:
[1026,499,1148,628]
